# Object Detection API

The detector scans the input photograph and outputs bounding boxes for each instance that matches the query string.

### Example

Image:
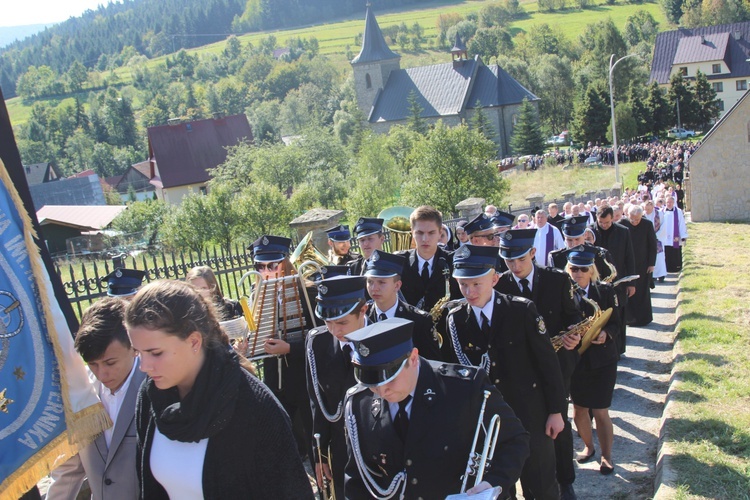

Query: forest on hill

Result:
[0,0,433,98]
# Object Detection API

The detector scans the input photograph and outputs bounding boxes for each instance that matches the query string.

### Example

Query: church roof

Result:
[451,33,467,53]
[368,56,538,123]
[351,5,400,65]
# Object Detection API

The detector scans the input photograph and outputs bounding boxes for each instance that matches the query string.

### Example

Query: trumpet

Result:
[314,433,336,500]
[460,390,502,494]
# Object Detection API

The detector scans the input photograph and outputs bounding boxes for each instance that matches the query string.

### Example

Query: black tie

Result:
[342,344,352,369]
[378,312,387,322]
[480,312,491,336]
[394,395,412,442]
[519,278,532,299]
[421,261,430,284]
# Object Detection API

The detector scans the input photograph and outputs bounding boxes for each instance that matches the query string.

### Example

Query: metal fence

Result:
[56,244,256,318]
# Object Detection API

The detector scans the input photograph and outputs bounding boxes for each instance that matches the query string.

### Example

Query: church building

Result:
[351,5,539,158]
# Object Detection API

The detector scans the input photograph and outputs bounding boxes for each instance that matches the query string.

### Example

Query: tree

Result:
[579,18,628,76]
[346,133,401,219]
[467,27,513,60]
[644,82,672,136]
[161,194,209,253]
[693,70,721,132]
[510,98,546,155]
[401,121,506,214]
[111,199,169,245]
[623,10,660,47]
[66,61,88,93]
[407,91,427,135]
[470,101,496,141]
[529,54,575,133]
[667,73,699,128]
[571,84,611,145]
[606,101,638,143]
[660,0,685,24]
[235,183,293,240]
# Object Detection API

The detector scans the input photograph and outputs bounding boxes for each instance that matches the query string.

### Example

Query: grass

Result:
[501,159,642,208]
[664,222,750,499]
[4,0,670,127]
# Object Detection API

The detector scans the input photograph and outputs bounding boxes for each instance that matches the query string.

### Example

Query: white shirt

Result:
[471,297,495,328]
[387,366,419,421]
[533,223,564,265]
[151,427,207,499]
[513,266,535,293]
[416,254,434,278]
[100,358,138,449]
[374,301,399,320]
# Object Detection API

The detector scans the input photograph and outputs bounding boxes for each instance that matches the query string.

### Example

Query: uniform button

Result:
[444,446,449,451]
[509,341,513,345]
[492,362,497,367]
[494,379,500,384]
[406,459,413,466]
[104,479,112,485]
[411,478,418,485]
[532,382,537,388]
[488,344,492,348]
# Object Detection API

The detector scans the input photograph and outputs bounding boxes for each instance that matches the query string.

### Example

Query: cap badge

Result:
[358,344,370,357]
[262,236,269,245]
[320,267,328,275]
[340,225,345,231]
[115,269,123,278]
[458,368,471,378]
[319,285,328,295]
[455,246,471,259]
[371,252,380,262]
[504,233,513,241]
[358,218,364,226]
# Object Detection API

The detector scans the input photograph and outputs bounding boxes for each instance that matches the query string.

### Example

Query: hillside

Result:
[0,24,53,49]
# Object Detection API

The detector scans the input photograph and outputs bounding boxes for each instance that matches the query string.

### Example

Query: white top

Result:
[374,301,399,320]
[99,358,138,449]
[151,427,208,499]
[415,254,434,278]
[533,223,564,265]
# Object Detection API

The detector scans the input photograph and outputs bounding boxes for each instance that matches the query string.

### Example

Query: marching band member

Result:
[548,215,617,283]
[348,217,386,275]
[444,244,565,500]
[326,224,359,265]
[564,248,622,476]
[305,275,368,498]
[343,318,529,499]
[495,229,584,500]
[364,250,442,361]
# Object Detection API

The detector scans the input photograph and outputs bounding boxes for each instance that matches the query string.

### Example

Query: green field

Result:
[5,0,669,127]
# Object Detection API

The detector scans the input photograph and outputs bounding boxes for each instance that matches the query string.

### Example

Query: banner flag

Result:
[0,88,111,499]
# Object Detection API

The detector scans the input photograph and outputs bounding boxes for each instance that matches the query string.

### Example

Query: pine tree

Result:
[667,73,698,129]
[469,101,496,141]
[510,98,546,155]
[407,91,427,135]
[645,82,671,137]
[570,84,610,145]
[692,70,721,132]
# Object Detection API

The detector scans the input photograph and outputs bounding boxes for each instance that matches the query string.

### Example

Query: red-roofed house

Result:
[36,205,128,254]
[146,114,253,205]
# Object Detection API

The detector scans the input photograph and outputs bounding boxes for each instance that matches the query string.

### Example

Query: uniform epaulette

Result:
[548,266,566,274]
[412,306,431,318]
[436,363,477,380]
[511,295,532,305]
[308,326,329,338]
[346,384,369,397]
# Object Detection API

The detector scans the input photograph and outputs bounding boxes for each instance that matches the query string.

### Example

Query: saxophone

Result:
[550,286,602,351]
[428,263,452,322]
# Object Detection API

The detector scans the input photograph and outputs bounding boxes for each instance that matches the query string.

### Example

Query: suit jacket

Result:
[396,247,459,313]
[593,222,636,280]
[495,266,584,383]
[366,300,442,361]
[47,364,146,500]
[443,291,566,428]
[344,359,530,499]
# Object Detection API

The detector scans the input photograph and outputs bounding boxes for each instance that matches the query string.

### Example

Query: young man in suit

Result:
[47,298,146,500]
[363,250,441,361]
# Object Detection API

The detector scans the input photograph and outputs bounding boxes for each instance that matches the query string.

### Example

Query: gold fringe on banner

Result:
[0,159,112,498]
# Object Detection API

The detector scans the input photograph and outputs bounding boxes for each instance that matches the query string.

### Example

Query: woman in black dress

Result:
[566,248,621,475]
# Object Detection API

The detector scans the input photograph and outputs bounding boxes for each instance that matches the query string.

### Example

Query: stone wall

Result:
[688,95,750,222]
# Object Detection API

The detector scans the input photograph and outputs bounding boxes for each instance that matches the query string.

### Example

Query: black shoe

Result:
[560,483,577,500]
[658,277,665,282]
[576,448,596,463]
[600,463,614,475]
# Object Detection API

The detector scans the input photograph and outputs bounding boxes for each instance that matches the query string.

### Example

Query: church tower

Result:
[350,4,401,118]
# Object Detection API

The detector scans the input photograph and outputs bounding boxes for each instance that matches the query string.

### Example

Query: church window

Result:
[366,74,372,89]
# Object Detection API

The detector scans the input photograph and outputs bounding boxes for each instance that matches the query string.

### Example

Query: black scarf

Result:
[147,347,241,443]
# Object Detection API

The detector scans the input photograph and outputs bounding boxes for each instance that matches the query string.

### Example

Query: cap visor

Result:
[356,230,380,239]
[453,267,494,279]
[253,254,285,263]
[364,269,399,278]
[353,357,409,387]
[500,247,533,260]
[315,301,360,321]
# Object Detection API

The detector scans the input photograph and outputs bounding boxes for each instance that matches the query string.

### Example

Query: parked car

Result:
[667,128,695,139]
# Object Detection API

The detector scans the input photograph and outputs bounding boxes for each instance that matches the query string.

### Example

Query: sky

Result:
[2,0,108,27]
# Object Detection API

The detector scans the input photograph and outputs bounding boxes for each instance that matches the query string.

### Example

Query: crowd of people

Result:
[43,188,688,499]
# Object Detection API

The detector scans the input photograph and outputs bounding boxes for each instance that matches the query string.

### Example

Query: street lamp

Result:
[609,53,639,184]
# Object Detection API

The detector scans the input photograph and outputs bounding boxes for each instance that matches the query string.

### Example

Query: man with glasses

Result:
[533,210,564,266]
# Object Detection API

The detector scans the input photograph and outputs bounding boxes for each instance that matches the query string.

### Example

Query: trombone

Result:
[460,390,502,494]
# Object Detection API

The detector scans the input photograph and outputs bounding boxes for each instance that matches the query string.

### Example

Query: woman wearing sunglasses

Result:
[248,235,316,464]
[565,247,621,476]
